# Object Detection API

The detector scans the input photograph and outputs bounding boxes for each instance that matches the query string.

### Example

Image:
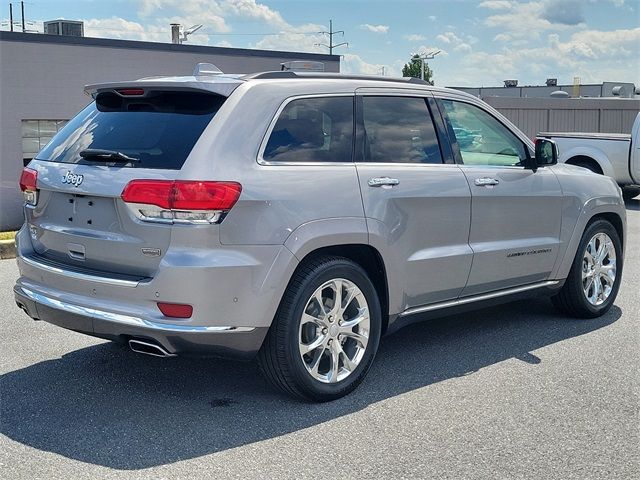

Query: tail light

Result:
[19,167,38,206]
[121,180,242,224]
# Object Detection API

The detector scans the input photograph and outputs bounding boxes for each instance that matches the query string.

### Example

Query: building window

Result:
[21,120,67,166]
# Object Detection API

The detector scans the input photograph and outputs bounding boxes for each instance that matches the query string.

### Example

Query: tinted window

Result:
[264,96,353,163]
[361,96,443,164]
[37,91,225,169]
[441,100,528,167]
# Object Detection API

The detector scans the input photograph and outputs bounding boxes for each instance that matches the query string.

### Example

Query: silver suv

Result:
[14,65,626,401]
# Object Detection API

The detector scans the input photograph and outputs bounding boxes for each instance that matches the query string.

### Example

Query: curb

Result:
[0,239,16,259]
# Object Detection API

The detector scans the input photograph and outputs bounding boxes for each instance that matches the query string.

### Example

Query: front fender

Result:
[552,197,626,280]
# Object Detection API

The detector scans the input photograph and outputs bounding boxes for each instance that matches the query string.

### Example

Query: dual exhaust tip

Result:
[128,339,176,358]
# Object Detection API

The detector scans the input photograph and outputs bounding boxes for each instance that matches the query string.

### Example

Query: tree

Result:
[402,54,434,85]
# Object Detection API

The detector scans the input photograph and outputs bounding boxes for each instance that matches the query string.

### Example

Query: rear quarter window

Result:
[36,90,225,170]
[263,96,354,163]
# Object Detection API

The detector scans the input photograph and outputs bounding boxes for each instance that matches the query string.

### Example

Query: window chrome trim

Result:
[256,93,355,166]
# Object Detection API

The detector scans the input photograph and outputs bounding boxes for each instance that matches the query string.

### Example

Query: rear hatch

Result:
[23,85,232,278]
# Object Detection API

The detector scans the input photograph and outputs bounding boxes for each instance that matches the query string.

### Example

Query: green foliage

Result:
[402,54,434,85]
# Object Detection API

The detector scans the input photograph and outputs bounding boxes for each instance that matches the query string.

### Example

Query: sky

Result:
[2,0,639,87]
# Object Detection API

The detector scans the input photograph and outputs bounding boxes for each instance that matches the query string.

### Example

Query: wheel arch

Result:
[553,203,626,280]
[560,148,614,177]
[565,155,604,174]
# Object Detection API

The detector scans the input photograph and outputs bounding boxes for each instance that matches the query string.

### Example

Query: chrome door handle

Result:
[474,177,500,186]
[368,177,400,187]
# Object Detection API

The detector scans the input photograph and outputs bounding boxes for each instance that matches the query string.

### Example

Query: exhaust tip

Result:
[128,339,176,358]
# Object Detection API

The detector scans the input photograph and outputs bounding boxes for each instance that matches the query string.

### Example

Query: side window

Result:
[440,100,528,167]
[263,96,353,163]
[361,96,443,164]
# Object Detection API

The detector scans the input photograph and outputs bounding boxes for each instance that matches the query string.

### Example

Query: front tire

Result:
[552,219,622,318]
[258,256,382,401]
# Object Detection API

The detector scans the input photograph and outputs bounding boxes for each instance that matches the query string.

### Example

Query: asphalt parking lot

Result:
[1,200,638,480]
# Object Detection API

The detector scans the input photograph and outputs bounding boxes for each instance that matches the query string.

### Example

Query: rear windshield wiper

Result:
[79,149,140,163]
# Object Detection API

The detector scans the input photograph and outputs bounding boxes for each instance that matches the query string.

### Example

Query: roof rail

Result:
[242,71,429,85]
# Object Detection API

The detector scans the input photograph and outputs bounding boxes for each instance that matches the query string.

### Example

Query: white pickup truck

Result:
[540,112,640,200]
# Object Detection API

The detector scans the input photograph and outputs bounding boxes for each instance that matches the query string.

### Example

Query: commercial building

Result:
[0,31,339,230]
[452,81,638,99]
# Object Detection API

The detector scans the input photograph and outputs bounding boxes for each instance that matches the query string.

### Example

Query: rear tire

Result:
[552,220,622,318]
[258,256,381,402]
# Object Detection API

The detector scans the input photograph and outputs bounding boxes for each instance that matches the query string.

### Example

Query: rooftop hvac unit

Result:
[503,79,518,88]
[44,20,84,37]
[281,61,325,72]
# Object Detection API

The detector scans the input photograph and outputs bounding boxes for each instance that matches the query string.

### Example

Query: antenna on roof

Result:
[193,62,223,76]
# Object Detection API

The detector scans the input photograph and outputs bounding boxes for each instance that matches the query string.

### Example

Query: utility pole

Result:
[9,3,13,32]
[20,0,24,32]
[316,19,348,55]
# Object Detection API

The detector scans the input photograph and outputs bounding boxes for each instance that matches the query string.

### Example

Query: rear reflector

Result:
[121,180,242,224]
[157,302,193,318]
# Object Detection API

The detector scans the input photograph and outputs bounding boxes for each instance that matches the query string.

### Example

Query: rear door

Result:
[24,88,227,278]
[355,90,473,311]
[436,97,563,296]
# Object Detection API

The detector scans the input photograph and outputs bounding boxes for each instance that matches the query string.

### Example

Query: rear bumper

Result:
[14,283,268,359]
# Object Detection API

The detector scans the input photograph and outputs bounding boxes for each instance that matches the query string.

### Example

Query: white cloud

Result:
[437,27,640,86]
[478,0,513,9]
[404,34,426,42]
[428,15,437,21]
[360,24,389,34]
[83,17,169,41]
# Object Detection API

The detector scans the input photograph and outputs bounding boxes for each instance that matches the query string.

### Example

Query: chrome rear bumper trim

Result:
[20,254,147,288]
[400,280,560,317]
[15,285,256,334]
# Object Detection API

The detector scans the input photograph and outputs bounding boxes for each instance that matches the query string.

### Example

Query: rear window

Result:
[36,90,225,169]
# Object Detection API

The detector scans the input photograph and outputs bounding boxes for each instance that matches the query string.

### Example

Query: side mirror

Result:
[534,138,558,168]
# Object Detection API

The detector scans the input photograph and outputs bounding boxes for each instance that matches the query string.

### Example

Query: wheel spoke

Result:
[339,345,357,372]
[341,329,368,347]
[313,290,328,316]
[328,344,340,383]
[302,313,327,330]
[340,307,368,329]
[339,285,357,315]
[330,279,343,315]
[592,276,602,302]
[300,334,325,355]
[309,348,324,376]
[583,276,594,293]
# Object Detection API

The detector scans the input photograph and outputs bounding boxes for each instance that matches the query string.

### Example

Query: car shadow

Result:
[624,197,640,211]
[0,298,622,470]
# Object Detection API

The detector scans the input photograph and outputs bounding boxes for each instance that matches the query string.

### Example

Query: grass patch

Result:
[0,231,16,241]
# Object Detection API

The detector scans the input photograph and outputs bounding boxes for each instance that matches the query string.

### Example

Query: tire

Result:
[622,186,640,201]
[258,256,382,402]
[552,219,623,318]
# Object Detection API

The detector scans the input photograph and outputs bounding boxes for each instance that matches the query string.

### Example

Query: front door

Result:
[437,98,563,296]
